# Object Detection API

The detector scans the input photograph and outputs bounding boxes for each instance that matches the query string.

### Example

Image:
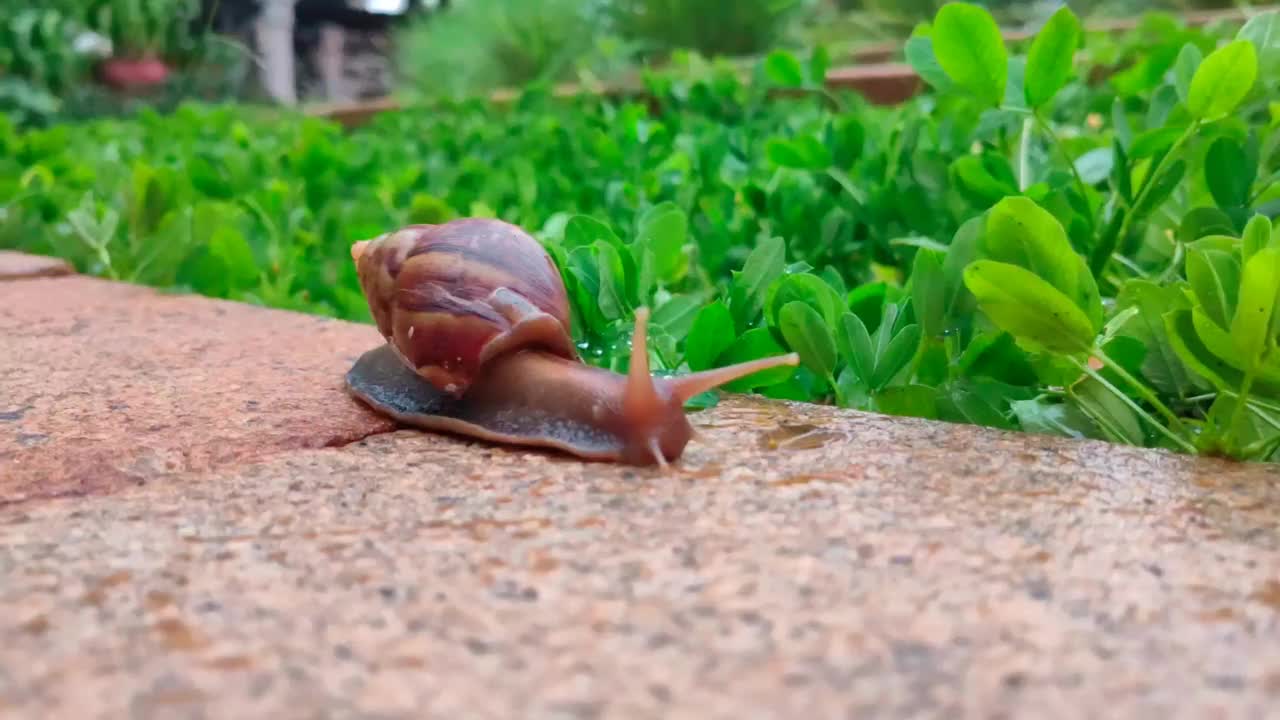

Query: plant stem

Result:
[1227,370,1257,446]
[1018,116,1034,191]
[1072,357,1196,454]
[1032,113,1089,204]
[1239,433,1280,461]
[1090,345,1191,438]
[1101,120,1201,276]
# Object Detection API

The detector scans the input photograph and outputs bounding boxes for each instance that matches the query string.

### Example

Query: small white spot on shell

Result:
[445,383,458,393]
[408,326,415,338]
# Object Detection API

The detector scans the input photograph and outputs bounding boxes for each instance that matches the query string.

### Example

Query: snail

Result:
[344,217,800,467]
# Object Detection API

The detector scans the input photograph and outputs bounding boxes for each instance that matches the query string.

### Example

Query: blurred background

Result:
[2,0,1263,129]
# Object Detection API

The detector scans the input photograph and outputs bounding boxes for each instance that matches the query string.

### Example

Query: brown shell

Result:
[353,218,578,396]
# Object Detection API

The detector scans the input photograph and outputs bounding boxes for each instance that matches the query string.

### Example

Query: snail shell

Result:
[352,218,578,397]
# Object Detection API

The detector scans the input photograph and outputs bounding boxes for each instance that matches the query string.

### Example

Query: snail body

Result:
[346,218,799,467]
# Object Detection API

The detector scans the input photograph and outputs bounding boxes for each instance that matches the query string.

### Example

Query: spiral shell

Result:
[353,218,578,397]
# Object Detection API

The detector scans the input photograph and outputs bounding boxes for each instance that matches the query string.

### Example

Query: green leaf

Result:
[904,36,954,92]
[875,385,939,419]
[1011,397,1099,440]
[636,202,689,284]
[719,328,796,391]
[186,225,258,296]
[809,45,831,85]
[1074,147,1114,185]
[932,2,1008,107]
[1185,245,1241,329]
[1179,207,1237,243]
[963,260,1096,355]
[982,196,1078,295]
[1129,127,1183,160]
[1205,136,1252,210]
[1130,159,1186,220]
[565,214,623,248]
[652,293,701,343]
[942,215,983,316]
[1024,6,1081,108]
[766,136,832,170]
[1243,214,1275,262]
[951,154,1018,205]
[594,241,630,321]
[910,249,946,339]
[1231,246,1280,367]
[839,311,876,381]
[1069,375,1145,446]
[1165,308,1246,391]
[767,272,843,331]
[981,196,1101,327]
[730,236,786,329]
[1187,39,1259,122]
[938,377,1031,430]
[211,226,258,289]
[1114,280,1197,396]
[1237,10,1280,76]
[1173,43,1202,105]
[763,50,805,87]
[779,301,838,380]
[1192,306,1258,375]
[685,301,734,371]
[870,324,921,391]
[956,331,1039,386]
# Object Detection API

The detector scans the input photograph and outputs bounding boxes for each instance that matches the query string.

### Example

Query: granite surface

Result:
[0,275,394,506]
[2,395,1278,719]
[0,251,74,281]
[2,268,1279,718]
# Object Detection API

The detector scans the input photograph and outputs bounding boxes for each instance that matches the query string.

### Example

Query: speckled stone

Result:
[0,251,74,281]
[0,275,395,505]
[2,395,1278,719]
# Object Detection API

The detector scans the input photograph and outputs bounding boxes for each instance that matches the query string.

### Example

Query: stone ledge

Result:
[0,251,75,281]
[1,397,1277,718]
[0,275,395,506]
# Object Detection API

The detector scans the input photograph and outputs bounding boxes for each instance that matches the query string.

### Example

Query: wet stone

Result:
[2,266,1279,717]
[2,392,1279,718]
[0,251,74,281]
[0,275,395,505]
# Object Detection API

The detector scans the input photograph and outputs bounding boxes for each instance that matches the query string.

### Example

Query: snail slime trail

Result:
[344,218,800,467]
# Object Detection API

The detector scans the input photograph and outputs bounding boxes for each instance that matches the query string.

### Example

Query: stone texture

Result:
[0,275,395,506]
[0,251,74,281]
[2,394,1278,719]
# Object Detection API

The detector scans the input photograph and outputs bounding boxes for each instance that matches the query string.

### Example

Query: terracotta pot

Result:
[95,56,171,91]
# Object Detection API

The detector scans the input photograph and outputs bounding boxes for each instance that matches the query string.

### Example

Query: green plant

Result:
[0,7,92,126]
[78,0,202,59]
[605,0,815,60]
[4,4,1280,464]
[393,0,623,99]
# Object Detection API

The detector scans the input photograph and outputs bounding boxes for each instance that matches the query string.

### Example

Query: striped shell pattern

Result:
[353,218,578,397]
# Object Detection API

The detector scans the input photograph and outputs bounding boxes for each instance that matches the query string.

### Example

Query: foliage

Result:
[0,6,96,126]
[74,0,203,58]
[604,0,816,60]
[393,0,632,99]
[0,0,250,129]
[394,0,824,100]
[4,5,1280,463]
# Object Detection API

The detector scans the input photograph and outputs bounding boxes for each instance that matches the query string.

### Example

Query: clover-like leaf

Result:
[1024,6,1081,108]
[963,260,1096,356]
[932,2,1008,107]
[779,301,838,381]
[1187,39,1258,121]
